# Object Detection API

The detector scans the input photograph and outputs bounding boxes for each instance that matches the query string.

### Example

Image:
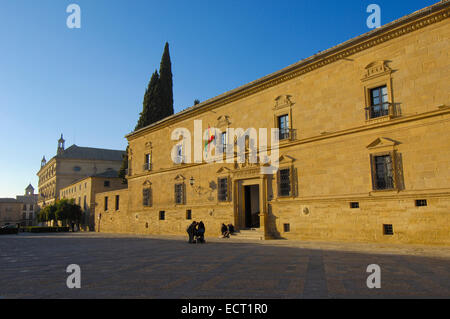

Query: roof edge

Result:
[126,0,449,140]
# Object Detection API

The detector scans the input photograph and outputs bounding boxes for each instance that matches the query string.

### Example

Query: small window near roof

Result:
[104,181,110,187]
[415,199,427,207]
[383,224,393,235]
[350,202,360,209]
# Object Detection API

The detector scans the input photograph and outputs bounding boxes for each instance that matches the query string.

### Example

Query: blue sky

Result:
[0,0,437,197]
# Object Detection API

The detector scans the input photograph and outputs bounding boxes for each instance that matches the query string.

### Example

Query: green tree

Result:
[118,145,129,184]
[158,42,174,119]
[135,70,160,130]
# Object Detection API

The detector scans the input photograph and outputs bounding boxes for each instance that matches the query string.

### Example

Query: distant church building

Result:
[1,184,39,227]
[37,134,125,208]
[16,184,39,226]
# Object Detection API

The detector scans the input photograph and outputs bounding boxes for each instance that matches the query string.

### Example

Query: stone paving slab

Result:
[0,233,449,299]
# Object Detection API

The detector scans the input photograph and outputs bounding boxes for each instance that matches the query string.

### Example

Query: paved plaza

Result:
[0,232,449,299]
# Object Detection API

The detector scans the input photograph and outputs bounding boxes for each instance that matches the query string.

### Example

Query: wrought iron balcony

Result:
[278,128,297,141]
[365,103,398,120]
[142,163,152,171]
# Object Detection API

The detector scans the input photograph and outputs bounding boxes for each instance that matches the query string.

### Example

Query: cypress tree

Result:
[158,42,174,118]
[121,42,174,184]
[118,145,129,184]
[135,70,160,130]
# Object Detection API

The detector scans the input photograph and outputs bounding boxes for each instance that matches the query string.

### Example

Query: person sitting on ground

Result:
[196,221,206,243]
[187,221,197,243]
[227,223,235,235]
[221,223,230,238]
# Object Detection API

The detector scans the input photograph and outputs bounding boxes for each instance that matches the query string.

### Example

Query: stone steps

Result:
[231,228,264,240]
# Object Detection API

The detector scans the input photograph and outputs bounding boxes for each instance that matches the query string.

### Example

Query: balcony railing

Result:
[278,128,297,141]
[365,103,398,120]
[142,163,152,171]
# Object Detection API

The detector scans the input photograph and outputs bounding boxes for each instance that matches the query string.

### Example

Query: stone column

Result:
[259,175,267,239]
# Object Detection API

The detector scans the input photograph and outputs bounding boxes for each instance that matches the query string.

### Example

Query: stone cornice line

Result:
[127,107,450,180]
[127,3,450,141]
[273,188,450,203]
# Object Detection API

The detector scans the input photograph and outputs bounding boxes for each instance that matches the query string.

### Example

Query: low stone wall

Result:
[267,195,450,245]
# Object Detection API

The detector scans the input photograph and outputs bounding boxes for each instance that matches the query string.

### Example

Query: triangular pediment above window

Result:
[142,180,152,186]
[366,137,399,149]
[174,174,186,181]
[216,166,232,174]
[279,154,295,164]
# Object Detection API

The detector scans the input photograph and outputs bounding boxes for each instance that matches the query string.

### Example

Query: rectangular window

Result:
[415,199,427,207]
[278,168,291,197]
[174,145,184,164]
[350,202,360,209]
[115,195,120,211]
[369,86,389,118]
[221,132,227,153]
[175,183,185,204]
[383,224,394,235]
[83,196,87,210]
[278,114,290,140]
[144,153,151,170]
[186,209,192,220]
[283,223,290,232]
[218,178,229,202]
[104,181,110,187]
[372,154,395,190]
[143,188,151,207]
[104,197,108,211]
[159,211,165,220]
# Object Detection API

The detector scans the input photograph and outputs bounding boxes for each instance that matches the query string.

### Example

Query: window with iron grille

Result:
[186,209,192,220]
[159,211,165,220]
[372,154,395,190]
[283,223,290,232]
[350,202,360,209]
[369,86,389,118]
[175,183,185,205]
[415,199,427,207]
[383,224,394,235]
[221,132,227,153]
[218,178,229,202]
[143,188,151,207]
[278,114,290,140]
[144,153,151,170]
[278,168,291,196]
[115,195,120,211]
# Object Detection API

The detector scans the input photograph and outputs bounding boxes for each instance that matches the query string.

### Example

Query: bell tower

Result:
[57,134,65,155]
[41,156,47,168]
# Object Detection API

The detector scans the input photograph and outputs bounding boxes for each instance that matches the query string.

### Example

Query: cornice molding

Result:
[127,3,449,141]
[127,107,450,181]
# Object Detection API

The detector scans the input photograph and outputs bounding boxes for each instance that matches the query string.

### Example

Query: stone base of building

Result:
[95,194,449,246]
